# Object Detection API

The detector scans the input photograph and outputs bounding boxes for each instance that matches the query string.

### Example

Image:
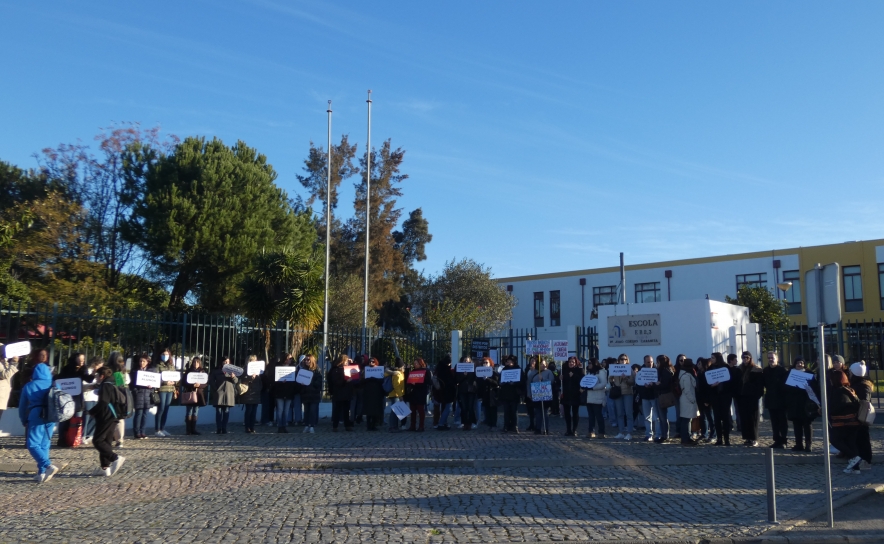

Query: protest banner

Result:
[500,369,521,383]
[456,363,475,373]
[580,375,599,388]
[161,371,181,382]
[136,370,161,388]
[786,369,813,388]
[186,372,209,385]
[470,338,490,359]
[364,366,385,379]
[530,381,553,402]
[275,366,297,382]
[295,369,314,385]
[4,341,30,359]
[704,367,730,385]
[343,364,361,381]
[635,368,659,386]
[608,364,630,377]
[222,364,244,376]
[247,361,266,375]
[56,378,82,396]
[407,370,426,384]
[805,382,821,406]
[525,340,552,356]
[391,401,412,420]
[475,366,493,378]
[553,340,569,361]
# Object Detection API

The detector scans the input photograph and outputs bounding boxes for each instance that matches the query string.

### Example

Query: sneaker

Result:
[82,436,93,445]
[846,456,862,471]
[615,433,625,439]
[156,431,165,437]
[43,465,59,483]
[93,467,111,477]
[624,433,632,441]
[35,473,46,483]
[587,432,596,439]
[309,427,315,434]
[829,444,840,455]
[303,426,310,433]
[109,456,126,476]
[844,467,861,475]
[646,436,654,442]
[748,441,758,447]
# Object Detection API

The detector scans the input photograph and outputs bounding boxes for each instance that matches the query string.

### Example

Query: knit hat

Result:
[833,355,845,365]
[849,362,867,377]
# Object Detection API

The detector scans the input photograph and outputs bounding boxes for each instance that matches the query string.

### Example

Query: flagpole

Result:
[323,100,332,374]
[362,90,372,355]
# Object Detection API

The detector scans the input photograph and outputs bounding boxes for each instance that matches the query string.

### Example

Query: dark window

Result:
[635,282,661,303]
[879,263,884,311]
[533,292,544,327]
[736,273,767,292]
[592,286,617,307]
[549,290,561,327]
[843,265,863,312]
[782,270,801,315]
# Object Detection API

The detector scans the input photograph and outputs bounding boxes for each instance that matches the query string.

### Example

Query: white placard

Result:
[456,363,475,373]
[136,370,162,388]
[247,361,266,375]
[475,366,493,378]
[222,364,244,376]
[608,364,631,377]
[704,367,731,385]
[4,341,30,359]
[525,340,552,355]
[489,349,499,365]
[391,401,411,420]
[295,368,314,385]
[530,381,553,401]
[275,366,297,382]
[500,369,521,383]
[553,340,569,361]
[786,369,813,388]
[635,368,659,386]
[607,313,661,347]
[56,378,82,396]
[161,371,181,382]
[805,382,821,406]
[580,375,599,388]
[186,372,209,385]
[365,366,385,379]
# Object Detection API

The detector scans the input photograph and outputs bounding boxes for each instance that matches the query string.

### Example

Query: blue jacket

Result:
[19,363,53,426]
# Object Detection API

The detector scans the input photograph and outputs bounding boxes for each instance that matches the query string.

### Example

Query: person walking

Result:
[737,352,764,447]
[181,357,208,435]
[561,356,584,436]
[677,358,700,445]
[238,356,263,434]
[298,355,322,434]
[637,355,659,442]
[209,360,237,434]
[848,362,873,469]
[361,357,386,431]
[763,351,789,449]
[152,348,178,437]
[327,354,355,432]
[498,355,523,433]
[89,367,126,477]
[584,358,607,439]
[18,352,59,483]
[610,354,635,441]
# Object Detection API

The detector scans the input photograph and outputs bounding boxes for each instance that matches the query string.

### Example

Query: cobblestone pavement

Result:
[1,413,881,543]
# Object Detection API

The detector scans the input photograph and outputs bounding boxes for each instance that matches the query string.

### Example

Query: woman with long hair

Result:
[327,353,355,431]
[405,358,431,432]
[130,354,153,439]
[584,358,607,439]
[181,356,208,435]
[298,354,322,434]
[654,355,674,443]
[708,352,733,446]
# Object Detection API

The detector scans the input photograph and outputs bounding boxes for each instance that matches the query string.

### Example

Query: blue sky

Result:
[2,1,883,279]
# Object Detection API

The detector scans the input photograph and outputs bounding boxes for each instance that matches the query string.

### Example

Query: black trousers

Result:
[483,402,498,428]
[563,403,580,433]
[857,425,872,463]
[525,399,535,429]
[792,418,813,450]
[331,400,352,429]
[502,400,519,431]
[738,397,759,441]
[93,418,119,469]
[769,407,789,445]
[712,396,732,440]
[831,426,860,459]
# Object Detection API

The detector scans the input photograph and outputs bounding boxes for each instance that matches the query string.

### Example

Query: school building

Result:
[496,239,884,331]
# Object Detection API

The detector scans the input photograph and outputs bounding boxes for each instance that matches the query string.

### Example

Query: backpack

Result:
[108,385,134,419]
[858,399,876,425]
[382,375,394,394]
[42,386,75,423]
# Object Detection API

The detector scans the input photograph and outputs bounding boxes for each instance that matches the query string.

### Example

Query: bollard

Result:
[765,448,778,524]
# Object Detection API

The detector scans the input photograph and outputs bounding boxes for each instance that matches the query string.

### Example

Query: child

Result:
[89,367,126,477]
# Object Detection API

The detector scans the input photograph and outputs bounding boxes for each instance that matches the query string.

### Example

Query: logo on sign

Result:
[607,314,662,347]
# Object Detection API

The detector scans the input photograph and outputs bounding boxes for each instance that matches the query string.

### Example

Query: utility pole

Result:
[361,90,372,355]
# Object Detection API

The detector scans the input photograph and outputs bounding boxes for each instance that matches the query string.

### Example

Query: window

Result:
[879,264,884,311]
[782,270,801,315]
[843,265,863,312]
[592,285,617,308]
[635,282,661,303]
[533,292,544,327]
[736,273,767,292]
[549,290,561,327]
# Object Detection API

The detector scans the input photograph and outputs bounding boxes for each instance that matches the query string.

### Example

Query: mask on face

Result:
[161,354,169,362]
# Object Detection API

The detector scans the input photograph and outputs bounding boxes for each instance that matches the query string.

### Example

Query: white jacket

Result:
[584,369,608,405]
[678,371,700,418]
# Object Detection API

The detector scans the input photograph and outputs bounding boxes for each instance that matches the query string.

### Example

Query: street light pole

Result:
[322,100,332,374]
[361,90,372,355]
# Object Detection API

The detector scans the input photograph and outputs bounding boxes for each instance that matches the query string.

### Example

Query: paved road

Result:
[770,486,884,540]
[0,413,880,543]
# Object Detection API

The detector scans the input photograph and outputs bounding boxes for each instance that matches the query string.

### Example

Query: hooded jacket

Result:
[19,363,53,426]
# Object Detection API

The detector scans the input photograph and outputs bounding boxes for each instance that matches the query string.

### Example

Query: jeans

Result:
[604,396,615,421]
[302,402,319,427]
[155,391,173,432]
[678,417,693,443]
[185,405,200,418]
[275,398,291,428]
[438,402,452,427]
[699,404,715,438]
[215,406,230,432]
[525,399,535,428]
[83,400,97,437]
[641,398,658,438]
[612,394,634,433]
[586,403,604,435]
[502,400,519,431]
[133,408,148,437]
[658,402,671,439]
[244,404,258,430]
[350,390,363,421]
[533,400,549,432]
[387,398,401,430]
[289,394,302,424]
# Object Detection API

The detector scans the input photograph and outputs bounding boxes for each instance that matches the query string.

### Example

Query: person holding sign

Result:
[151,348,178,437]
[54,352,87,448]
[181,357,208,435]
[238,355,264,434]
[609,354,635,441]
[784,358,815,452]
[405,358,431,432]
[707,353,735,446]
[498,355,523,433]
[561,356,585,437]
[477,357,499,431]
[736,352,765,447]
[129,355,154,439]
[529,360,555,435]
[636,355,660,442]
[386,358,407,432]
[327,354,355,432]
[455,357,479,431]
[273,354,297,433]
[209,358,239,434]
[297,355,322,434]
[584,359,607,439]
[360,357,386,431]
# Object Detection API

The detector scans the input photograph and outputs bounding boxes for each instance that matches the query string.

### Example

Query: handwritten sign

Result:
[580,375,599,388]
[526,340,552,356]
[343,364,361,381]
[530,381,553,402]
[704,367,730,385]
[391,401,412,420]
[222,364,244,376]
[161,371,181,382]
[3,341,30,359]
[295,368,314,386]
[56,378,82,396]
[407,370,426,384]
[135,370,161,388]
[500,369,521,383]
[609,364,631,377]
[364,366,385,379]
[275,366,297,382]
[553,340,569,361]
[786,369,813,388]
[247,361,266,376]
[456,363,475,373]
[186,372,209,385]
[635,368,659,386]
[475,366,493,379]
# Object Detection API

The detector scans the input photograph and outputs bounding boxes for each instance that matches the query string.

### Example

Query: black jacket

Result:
[405,368,431,404]
[497,366,523,403]
[739,364,765,400]
[762,365,788,409]
[299,369,323,404]
[89,381,120,423]
[561,366,585,406]
[273,364,298,400]
[327,365,355,402]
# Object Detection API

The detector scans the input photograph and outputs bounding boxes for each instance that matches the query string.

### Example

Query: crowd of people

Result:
[0,344,876,483]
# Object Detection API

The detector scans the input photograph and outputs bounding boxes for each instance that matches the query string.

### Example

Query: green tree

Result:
[726,285,791,332]
[327,273,378,329]
[413,258,516,333]
[126,137,316,311]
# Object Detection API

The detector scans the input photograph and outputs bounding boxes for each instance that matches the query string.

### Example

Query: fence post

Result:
[450,330,462,364]
[181,312,188,364]
[765,448,778,523]
[48,303,58,370]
